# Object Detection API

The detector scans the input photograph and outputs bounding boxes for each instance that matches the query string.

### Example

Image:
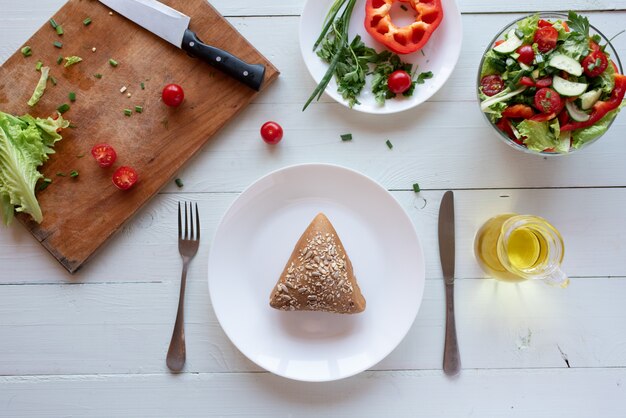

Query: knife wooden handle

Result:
[182,29,266,91]
[443,282,461,376]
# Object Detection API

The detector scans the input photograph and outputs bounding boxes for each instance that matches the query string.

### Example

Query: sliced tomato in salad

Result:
[535,78,552,88]
[516,45,535,66]
[480,74,505,96]
[534,88,562,114]
[534,26,558,53]
[537,19,553,28]
[530,112,557,122]
[502,104,536,119]
[582,50,609,77]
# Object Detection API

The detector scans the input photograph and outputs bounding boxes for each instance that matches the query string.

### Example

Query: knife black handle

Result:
[182,29,266,91]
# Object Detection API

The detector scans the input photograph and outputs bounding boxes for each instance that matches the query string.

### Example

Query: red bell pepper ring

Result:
[561,73,626,131]
[364,0,444,54]
[502,104,536,119]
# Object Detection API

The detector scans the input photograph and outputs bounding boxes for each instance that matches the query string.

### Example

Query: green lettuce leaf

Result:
[558,36,589,61]
[64,56,82,68]
[597,62,616,94]
[27,66,49,107]
[0,111,69,225]
[518,118,559,152]
[572,106,622,149]
[516,14,540,44]
[480,50,506,78]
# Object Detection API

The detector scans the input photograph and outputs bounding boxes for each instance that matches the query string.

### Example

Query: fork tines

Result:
[178,201,200,241]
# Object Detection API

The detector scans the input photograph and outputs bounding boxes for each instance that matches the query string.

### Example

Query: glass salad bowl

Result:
[477,13,624,156]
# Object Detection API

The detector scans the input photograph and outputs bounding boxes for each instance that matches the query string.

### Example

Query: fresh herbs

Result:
[304,0,432,110]
[417,71,434,84]
[566,11,589,37]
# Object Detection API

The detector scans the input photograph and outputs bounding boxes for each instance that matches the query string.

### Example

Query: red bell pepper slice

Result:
[502,104,536,119]
[496,117,517,141]
[365,0,444,54]
[561,73,626,131]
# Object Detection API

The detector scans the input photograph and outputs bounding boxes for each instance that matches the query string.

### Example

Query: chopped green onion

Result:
[57,103,70,114]
[69,92,76,102]
[38,178,52,191]
[56,172,66,177]
[587,62,596,71]
[21,46,32,57]
[515,29,524,39]
[109,58,118,67]
[76,154,84,158]
[64,56,83,67]
[35,61,43,71]
[49,76,58,86]
[53,41,63,48]
[124,108,132,116]
[140,82,145,90]
[94,73,103,79]
[56,56,63,65]
[134,105,143,113]
[68,123,77,129]
[385,139,393,149]
[49,18,58,29]
[400,4,408,11]
[412,183,421,193]
[595,57,602,67]
[83,17,92,26]
[340,133,352,141]
[70,170,79,178]
[56,25,64,36]
[175,178,184,188]
[546,91,552,99]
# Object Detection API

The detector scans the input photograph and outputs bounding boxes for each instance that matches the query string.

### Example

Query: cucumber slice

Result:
[553,75,588,97]
[493,29,523,54]
[565,101,590,122]
[580,89,601,110]
[548,54,583,76]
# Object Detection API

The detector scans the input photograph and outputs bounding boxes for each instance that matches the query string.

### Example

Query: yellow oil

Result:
[474,214,554,282]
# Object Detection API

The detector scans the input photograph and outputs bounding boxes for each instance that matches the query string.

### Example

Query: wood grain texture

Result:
[0,0,278,273]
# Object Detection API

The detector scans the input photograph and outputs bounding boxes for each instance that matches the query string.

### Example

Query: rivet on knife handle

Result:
[182,29,266,91]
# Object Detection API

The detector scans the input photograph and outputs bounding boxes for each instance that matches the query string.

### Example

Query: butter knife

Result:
[438,191,461,376]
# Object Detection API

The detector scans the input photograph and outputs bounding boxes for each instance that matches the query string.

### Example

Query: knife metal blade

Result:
[438,190,461,376]
[98,0,266,90]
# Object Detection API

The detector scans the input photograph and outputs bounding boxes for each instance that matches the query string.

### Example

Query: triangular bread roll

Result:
[269,213,366,314]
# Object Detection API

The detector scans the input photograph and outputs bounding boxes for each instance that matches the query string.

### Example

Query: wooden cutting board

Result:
[0,0,278,273]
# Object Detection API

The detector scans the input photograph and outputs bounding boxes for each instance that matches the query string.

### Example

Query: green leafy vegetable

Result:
[572,107,622,148]
[371,53,416,105]
[64,56,82,68]
[480,50,507,77]
[518,119,559,152]
[416,71,434,84]
[27,66,50,107]
[0,111,69,225]
[566,11,590,38]
[558,36,589,60]
[515,14,540,44]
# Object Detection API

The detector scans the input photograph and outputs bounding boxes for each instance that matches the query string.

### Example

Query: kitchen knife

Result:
[438,190,461,376]
[99,0,266,91]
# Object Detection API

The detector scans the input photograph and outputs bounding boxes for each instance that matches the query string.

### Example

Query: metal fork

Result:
[166,202,200,372]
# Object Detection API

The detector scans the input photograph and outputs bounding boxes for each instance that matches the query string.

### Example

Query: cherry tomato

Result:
[387,70,413,94]
[480,74,505,96]
[534,88,562,114]
[534,26,558,53]
[162,84,184,107]
[537,19,553,28]
[520,76,536,87]
[260,121,283,144]
[582,50,608,77]
[535,78,553,88]
[502,104,535,119]
[91,144,117,168]
[516,45,535,66]
[112,166,138,190]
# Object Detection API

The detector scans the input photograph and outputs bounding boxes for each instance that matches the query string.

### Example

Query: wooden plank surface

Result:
[0,0,278,273]
[2,0,626,416]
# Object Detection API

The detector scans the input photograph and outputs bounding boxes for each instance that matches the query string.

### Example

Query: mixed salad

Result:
[479,12,626,153]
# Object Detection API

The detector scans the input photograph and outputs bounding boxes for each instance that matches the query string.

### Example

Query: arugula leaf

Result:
[566,11,590,38]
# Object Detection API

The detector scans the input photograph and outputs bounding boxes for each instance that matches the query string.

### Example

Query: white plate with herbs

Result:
[300,0,462,114]
[208,164,425,382]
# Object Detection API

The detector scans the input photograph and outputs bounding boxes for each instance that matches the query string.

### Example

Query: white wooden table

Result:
[2,0,626,416]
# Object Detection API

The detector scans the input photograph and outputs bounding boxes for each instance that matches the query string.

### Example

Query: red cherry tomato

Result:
[480,74,505,96]
[534,26,558,53]
[537,19,553,28]
[516,45,535,66]
[520,76,536,87]
[535,78,553,88]
[112,166,138,190]
[534,88,562,114]
[582,50,609,77]
[260,121,283,144]
[387,70,413,94]
[162,84,184,107]
[91,144,117,168]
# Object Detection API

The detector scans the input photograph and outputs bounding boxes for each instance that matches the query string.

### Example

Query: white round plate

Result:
[299,0,462,114]
[208,164,425,382]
